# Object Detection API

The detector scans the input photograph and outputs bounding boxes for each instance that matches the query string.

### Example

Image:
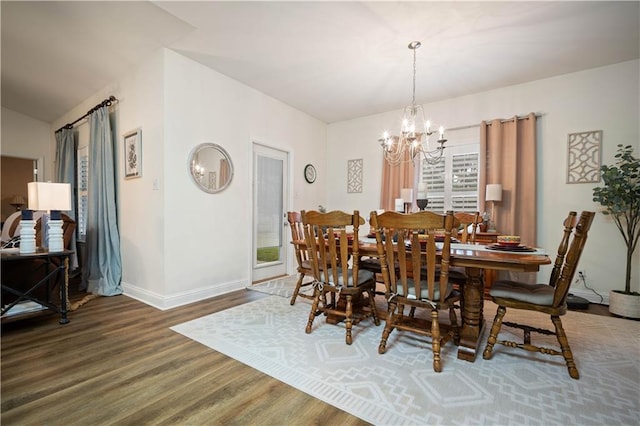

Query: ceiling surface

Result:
[2,1,639,124]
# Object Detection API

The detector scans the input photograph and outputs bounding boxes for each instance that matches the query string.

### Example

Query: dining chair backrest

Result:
[288,211,310,270]
[287,211,314,305]
[454,211,481,243]
[370,210,456,303]
[550,211,595,307]
[301,210,364,287]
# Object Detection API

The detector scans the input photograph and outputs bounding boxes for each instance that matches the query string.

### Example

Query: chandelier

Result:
[379,41,446,166]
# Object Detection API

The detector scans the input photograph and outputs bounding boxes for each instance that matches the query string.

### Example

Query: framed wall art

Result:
[566,130,601,184]
[347,159,363,193]
[124,128,142,179]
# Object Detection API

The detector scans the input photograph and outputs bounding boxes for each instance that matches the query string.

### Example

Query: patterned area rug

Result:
[172,296,640,425]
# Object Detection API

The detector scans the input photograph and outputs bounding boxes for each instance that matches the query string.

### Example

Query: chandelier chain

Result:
[411,44,417,107]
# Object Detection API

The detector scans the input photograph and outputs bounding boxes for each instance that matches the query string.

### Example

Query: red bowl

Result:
[497,241,521,247]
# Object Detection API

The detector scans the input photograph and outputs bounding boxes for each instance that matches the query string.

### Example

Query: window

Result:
[77,145,89,242]
[417,141,480,212]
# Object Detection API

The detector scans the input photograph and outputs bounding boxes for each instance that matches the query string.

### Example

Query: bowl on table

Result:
[497,235,521,247]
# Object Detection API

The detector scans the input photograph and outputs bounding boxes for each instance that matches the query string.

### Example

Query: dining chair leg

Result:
[367,288,380,326]
[431,309,442,372]
[306,288,321,334]
[379,301,397,354]
[449,306,460,345]
[482,305,507,360]
[290,273,305,305]
[345,294,354,345]
[552,315,580,379]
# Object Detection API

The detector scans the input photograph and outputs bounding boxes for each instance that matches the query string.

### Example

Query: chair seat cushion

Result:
[359,258,382,273]
[300,260,312,270]
[421,265,466,283]
[325,268,374,287]
[396,278,453,302]
[490,280,555,306]
[445,267,467,283]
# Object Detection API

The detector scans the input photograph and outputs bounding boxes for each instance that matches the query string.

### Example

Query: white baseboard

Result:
[568,287,609,305]
[121,279,248,310]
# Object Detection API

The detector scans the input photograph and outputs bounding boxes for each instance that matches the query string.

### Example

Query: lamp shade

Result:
[28,182,72,211]
[485,184,503,202]
[10,195,25,206]
[400,188,414,203]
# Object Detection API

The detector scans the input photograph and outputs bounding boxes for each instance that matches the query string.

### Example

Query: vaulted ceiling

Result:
[2,1,638,124]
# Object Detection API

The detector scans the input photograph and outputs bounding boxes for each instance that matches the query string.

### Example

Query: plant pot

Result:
[609,290,640,319]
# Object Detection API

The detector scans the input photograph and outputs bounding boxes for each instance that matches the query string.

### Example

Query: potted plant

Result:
[592,144,640,318]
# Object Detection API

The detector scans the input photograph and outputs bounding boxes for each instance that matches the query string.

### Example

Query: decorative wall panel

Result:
[567,130,602,184]
[347,159,363,193]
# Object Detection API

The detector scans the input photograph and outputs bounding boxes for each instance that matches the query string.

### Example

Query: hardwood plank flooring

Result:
[1,288,369,426]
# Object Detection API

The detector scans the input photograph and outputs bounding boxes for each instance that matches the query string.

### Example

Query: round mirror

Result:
[188,143,234,193]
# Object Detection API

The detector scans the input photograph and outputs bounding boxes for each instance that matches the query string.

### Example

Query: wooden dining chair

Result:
[482,210,595,379]
[301,209,380,345]
[447,211,482,287]
[370,210,460,372]
[454,211,481,244]
[287,211,315,305]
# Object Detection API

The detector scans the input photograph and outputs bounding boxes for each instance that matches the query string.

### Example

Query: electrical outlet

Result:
[578,270,586,278]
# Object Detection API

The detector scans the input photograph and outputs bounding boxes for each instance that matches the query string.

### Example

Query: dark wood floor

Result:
[0,280,627,425]
[1,286,370,425]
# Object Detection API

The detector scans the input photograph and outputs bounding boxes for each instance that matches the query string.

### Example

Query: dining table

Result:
[295,234,552,362]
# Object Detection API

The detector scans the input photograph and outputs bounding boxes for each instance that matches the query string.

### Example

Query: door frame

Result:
[251,141,291,283]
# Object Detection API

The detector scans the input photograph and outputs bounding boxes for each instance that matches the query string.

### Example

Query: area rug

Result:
[171,296,640,425]
[247,274,313,299]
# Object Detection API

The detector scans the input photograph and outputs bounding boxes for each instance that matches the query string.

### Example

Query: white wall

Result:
[161,49,327,305]
[326,59,640,301]
[1,107,52,181]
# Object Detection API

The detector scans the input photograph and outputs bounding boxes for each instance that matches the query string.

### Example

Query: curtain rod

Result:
[446,113,544,132]
[55,95,118,133]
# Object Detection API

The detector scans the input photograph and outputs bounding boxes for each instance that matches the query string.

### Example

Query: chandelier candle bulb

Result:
[417,182,428,199]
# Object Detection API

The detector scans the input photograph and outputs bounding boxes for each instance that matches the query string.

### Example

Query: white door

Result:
[252,143,289,282]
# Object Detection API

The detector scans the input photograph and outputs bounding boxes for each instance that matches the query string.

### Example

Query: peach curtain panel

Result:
[380,150,415,211]
[479,113,537,246]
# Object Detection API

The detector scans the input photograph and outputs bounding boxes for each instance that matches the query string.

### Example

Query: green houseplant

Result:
[592,144,640,317]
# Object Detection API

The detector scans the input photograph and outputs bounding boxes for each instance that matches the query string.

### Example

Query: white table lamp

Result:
[394,198,404,212]
[485,184,503,232]
[28,182,72,252]
[400,188,414,213]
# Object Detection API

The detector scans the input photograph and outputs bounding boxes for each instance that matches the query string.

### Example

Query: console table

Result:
[1,249,73,324]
